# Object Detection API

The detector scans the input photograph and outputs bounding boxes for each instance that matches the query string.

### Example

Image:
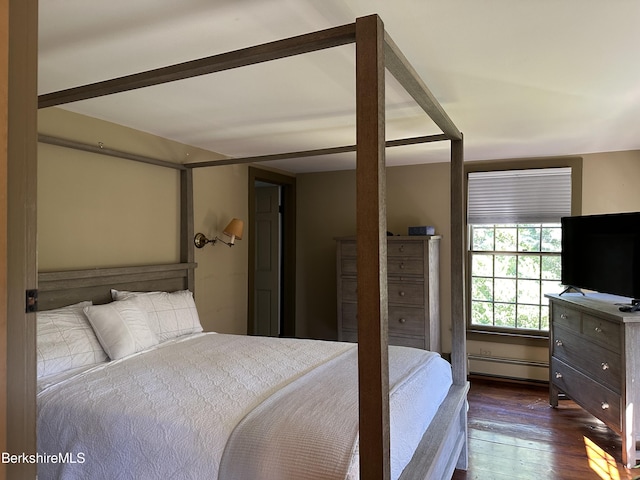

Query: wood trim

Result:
[186,134,448,169]
[38,134,187,170]
[398,383,470,480]
[247,167,296,337]
[38,263,197,311]
[38,23,357,109]
[0,0,8,473]
[384,32,462,142]
[450,137,467,387]
[355,14,390,480]
[6,0,37,477]
[180,169,195,291]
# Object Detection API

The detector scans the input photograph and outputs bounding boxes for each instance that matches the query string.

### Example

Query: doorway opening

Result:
[248,167,296,337]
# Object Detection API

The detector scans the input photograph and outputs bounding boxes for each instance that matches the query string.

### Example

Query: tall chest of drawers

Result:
[547,293,640,468]
[335,236,440,352]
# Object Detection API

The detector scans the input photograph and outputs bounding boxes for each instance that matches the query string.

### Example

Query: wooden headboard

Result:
[38,262,197,311]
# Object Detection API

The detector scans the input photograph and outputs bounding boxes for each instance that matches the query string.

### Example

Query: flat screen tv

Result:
[561,211,640,311]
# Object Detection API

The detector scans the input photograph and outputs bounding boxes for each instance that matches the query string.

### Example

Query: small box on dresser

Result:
[335,235,441,352]
[547,292,640,468]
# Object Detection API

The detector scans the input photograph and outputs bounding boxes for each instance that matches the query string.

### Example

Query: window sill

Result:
[467,328,549,348]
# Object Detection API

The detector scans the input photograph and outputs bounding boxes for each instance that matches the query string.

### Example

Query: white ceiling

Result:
[38,0,640,173]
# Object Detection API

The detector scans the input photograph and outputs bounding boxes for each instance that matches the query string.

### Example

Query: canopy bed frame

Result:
[38,14,467,480]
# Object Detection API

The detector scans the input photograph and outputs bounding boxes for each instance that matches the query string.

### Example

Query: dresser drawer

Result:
[341,255,424,276]
[387,241,423,257]
[342,279,424,305]
[340,257,357,275]
[339,329,425,349]
[388,281,424,305]
[389,335,425,349]
[551,357,621,431]
[341,303,425,337]
[388,257,424,276]
[341,240,424,258]
[552,325,622,393]
[552,304,581,332]
[339,241,357,257]
[583,314,620,352]
[389,306,425,336]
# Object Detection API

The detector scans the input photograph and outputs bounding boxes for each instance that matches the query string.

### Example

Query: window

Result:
[467,166,575,336]
[469,223,562,331]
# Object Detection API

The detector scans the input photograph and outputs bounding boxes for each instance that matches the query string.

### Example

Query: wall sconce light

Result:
[194,218,244,248]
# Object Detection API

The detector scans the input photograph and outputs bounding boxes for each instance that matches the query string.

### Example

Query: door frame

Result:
[248,167,296,337]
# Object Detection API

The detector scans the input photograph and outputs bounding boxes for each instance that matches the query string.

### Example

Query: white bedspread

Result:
[37,333,452,480]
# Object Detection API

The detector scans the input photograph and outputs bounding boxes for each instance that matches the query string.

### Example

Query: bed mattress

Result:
[37,333,452,480]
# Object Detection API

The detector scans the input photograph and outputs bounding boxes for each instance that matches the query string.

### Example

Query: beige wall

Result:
[296,151,640,381]
[37,108,640,380]
[296,163,452,342]
[192,164,249,334]
[582,150,640,214]
[37,108,248,334]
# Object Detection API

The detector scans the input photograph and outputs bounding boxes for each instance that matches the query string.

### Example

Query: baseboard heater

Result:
[467,354,549,383]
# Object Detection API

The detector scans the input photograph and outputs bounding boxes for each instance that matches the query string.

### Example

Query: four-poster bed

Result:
[37,14,467,480]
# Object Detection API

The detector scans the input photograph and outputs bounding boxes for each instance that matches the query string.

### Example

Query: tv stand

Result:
[548,293,640,468]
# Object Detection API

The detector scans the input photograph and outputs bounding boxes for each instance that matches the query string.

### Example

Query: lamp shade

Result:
[223,218,244,241]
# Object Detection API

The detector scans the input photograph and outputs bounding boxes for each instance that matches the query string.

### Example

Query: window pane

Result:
[518,226,540,252]
[472,254,493,277]
[518,255,540,279]
[495,254,517,278]
[471,301,493,326]
[542,280,563,297]
[540,306,550,330]
[495,278,516,303]
[495,228,517,251]
[472,277,493,301]
[472,227,494,251]
[468,222,561,334]
[541,256,561,280]
[495,303,516,327]
[518,279,540,304]
[541,227,562,252]
[517,305,540,329]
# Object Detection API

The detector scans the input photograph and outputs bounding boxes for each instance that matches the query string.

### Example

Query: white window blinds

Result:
[467,167,572,224]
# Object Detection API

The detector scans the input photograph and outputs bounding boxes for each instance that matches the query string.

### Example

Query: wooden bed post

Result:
[450,136,467,386]
[180,168,195,291]
[355,14,390,480]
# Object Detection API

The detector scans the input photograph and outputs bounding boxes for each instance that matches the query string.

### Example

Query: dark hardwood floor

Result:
[451,379,639,480]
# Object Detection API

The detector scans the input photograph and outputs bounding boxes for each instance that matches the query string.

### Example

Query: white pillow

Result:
[84,299,159,360]
[37,301,108,379]
[111,289,203,342]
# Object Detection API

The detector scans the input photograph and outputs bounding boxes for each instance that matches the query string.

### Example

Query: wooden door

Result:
[254,185,281,336]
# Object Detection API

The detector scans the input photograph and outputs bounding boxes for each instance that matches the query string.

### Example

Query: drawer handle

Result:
[398,318,406,324]
[399,263,405,269]
[560,313,568,320]
[399,245,405,252]
[555,339,563,347]
[594,327,603,334]
[555,372,563,379]
[601,402,609,410]
[399,291,406,297]
[601,362,610,371]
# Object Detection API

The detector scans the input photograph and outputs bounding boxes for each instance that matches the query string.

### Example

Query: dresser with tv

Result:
[547,292,640,468]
